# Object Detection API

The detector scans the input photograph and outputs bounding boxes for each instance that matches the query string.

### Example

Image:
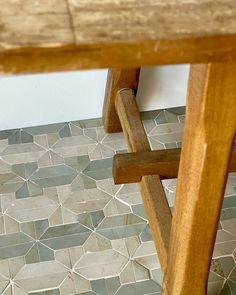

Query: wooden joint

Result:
[113,145,236,184]
[113,148,180,184]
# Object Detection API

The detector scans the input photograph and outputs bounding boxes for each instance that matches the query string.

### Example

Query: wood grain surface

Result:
[1,0,236,73]
[163,63,236,294]
[115,88,172,270]
[113,146,236,184]
[103,69,140,133]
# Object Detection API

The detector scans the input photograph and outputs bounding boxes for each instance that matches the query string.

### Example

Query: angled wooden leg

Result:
[115,89,172,270]
[103,68,140,133]
[163,63,236,294]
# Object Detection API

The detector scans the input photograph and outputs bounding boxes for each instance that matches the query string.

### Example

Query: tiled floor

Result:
[0,107,236,294]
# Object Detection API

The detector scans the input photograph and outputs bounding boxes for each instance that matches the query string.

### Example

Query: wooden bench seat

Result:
[1,0,236,74]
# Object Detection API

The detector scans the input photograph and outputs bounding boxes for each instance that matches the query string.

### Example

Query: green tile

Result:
[41,232,91,250]
[218,282,232,295]
[30,164,77,187]
[208,271,225,283]
[83,158,113,180]
[141,110,161,121]
[16,181,43,199]
[0,242,34,259]
[164,110,178,123]
[223,196,236,209]
[74,118,103,129]
[35,219,49,239]
[12,162,38,179]
[97,214,145,229]
[97,214,146,240]
[40,223,91,250]
[91,211,105,228]
[140,225,153,242]
[168,106,186,116]
[229,266,236,282]
[221,208,236,221]
[165,142,177,149]
[105,276,121,295]
[211,257,235,278]
[0,232,33,247]
[228,281,236,294]
[25,243,40,264]
[8,130,33,145]
[91,279,109,295]
[116,280,161,295]
[155,111,168,125]
[71,174,96,191]
[65,155,90,171]
[41,223,90,239]
[59,124,72,138]
[0,172,23,193]
[132,204,147,220]
[0,129,17,140]
[21,222,36,239]
[151,269,163,286]
[24,123,65,135]
[78,211,104,230]
[78,213,94,230]
[38,242,54,262]
[208,280,225,295]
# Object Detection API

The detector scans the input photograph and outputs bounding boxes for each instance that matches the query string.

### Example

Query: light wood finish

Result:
[113,146,236,184]
[103,69,140,133]
[1,1,236,74]
[163,63,236,295]
[115,89,172,270]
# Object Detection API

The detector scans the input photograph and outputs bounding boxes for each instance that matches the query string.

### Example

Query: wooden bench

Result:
[1,1,236,294]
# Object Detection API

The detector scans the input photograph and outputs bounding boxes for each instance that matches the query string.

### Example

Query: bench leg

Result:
[163,63,236,294]
[103,68,140,133]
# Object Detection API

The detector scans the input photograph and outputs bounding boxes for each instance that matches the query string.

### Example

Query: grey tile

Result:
[65,155,90,172]
[30,165,77,188]
[58,124,72,138]
[116,280,161,295]
[211,256,235,278]
[0,232,34,259]
[24,123,66,135]
[71,174,97,191]
[83,158,113,180]
[0,106,235,294]
[141,110,161,121]
[74,118,103,129]
[0,172,23,193]
[8,130,33,145]
[96,214,146,240]
[40,223,91,250]
[15,181,43,199]
[218,282,232,295]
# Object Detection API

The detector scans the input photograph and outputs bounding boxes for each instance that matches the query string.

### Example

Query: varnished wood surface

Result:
[114,148,180,183]
[1,0,236,73]
[103,69,140,133]
[163,63,236,295]
[115,89,172,270]
[113,146,236,184]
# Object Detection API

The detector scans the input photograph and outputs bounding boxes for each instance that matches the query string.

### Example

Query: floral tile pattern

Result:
[0,106,235,294]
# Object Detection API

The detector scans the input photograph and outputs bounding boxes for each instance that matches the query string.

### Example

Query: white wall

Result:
[0,65,189,131]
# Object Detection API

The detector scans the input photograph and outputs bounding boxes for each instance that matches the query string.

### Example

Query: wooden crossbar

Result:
[113,146,236,184]
[115,88,172,270]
